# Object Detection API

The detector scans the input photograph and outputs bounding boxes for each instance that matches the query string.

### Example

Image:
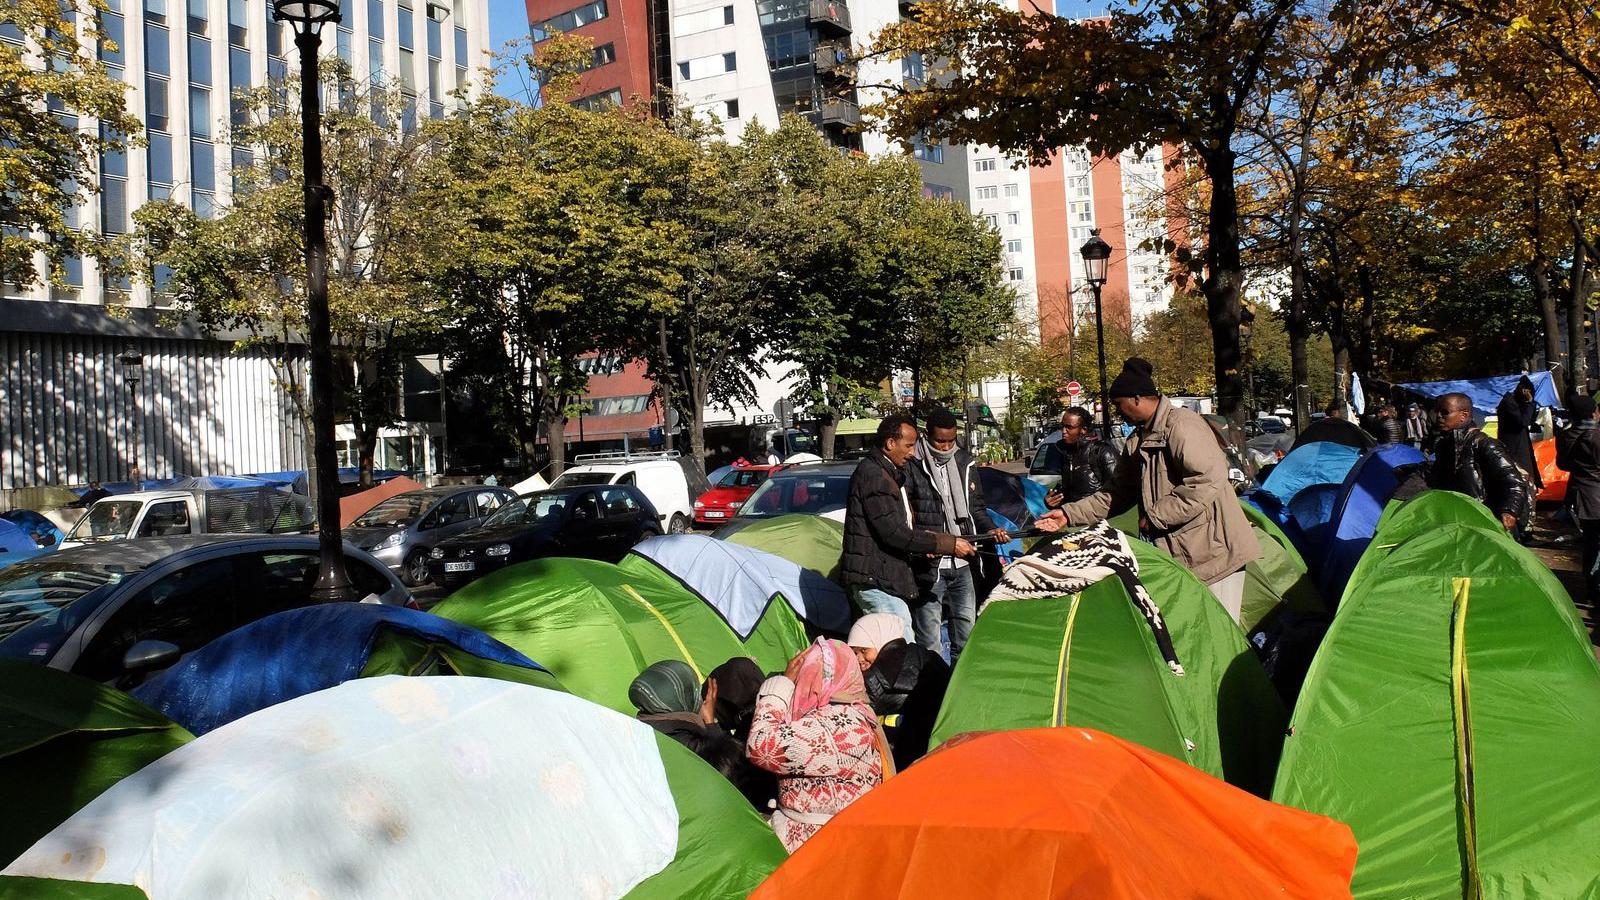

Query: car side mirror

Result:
[122,639,180,673]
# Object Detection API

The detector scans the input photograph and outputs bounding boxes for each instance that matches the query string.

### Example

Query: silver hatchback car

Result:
[342,486,516,586]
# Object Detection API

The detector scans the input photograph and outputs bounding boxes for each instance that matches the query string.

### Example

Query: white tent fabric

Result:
[631,533,852,637]
[6,677,680,900]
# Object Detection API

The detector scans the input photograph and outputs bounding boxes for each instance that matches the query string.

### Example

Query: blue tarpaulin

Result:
[1258,442,1363,508]
[1398,371,1562,414]
[133,603,546,735]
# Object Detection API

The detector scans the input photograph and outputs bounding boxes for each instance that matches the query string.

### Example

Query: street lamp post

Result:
[274,0,354,601]
[1078,229,1113,438]
[118,348,143,482]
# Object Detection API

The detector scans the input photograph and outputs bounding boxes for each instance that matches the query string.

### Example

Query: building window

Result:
[455,25,467,64]
[146,22,171,75]
[427,12,441,57]
[400,48,416,88]
[1006,211,1020,225]
[146,76,170,131]
[573,87,622,110]
[227,0,247,44]
[673,4,733,36]
[398,2,414,50]
[589,42,615,67]
[101,176,128,234]
[188,35,211,84]
[975,157,996,172]
[145,0,167,25]
[1070,174,1090,198]
[533,0,607,40]
[902,51,925,85]
[725,98,739,118]
[369,38,384,82]
[983,214,998,228]
[911,140,942,163]
[148,131,174,186]
[189,85,211,138]
[101,125,128,177]
[99,12,125,67]
[591,394,651,416]
[773,77,814,114]
[764,29,809,71]
[1071,225,1092,244]
[678,51,737,80]
[1070,200,1092,223]
[1006,239,1022,253]
[756,0,807,27]
[723,51,736,70]
[1007,268,1024,281]
[975,186,997,200]
[1003,183,1019,197]
[187,0,206,32]
[368,0,384,38]
[191,139,215,192]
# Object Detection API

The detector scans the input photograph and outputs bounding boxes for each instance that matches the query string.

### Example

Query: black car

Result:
[427,484,662,588]
[0,535,411,686]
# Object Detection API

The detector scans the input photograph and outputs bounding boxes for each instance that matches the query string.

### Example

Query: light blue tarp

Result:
[0,519,49,570]
[1257,442,1363,509]
[166,475,288,492]
[133,603,545,735]
[1251,442,1363,566]
[1398,370,1561,414]
[628,533,853,637]
[1318,444,1428,604]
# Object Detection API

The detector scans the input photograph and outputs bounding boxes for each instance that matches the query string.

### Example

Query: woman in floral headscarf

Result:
[746,637,894,851]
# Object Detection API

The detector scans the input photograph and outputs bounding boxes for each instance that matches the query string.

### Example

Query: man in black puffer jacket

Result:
[842,414,973,641]
[1427,392,1532,537]
[1044,406,1120,508]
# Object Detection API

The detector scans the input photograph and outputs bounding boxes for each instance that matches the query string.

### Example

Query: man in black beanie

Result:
[1037,357,1261,622]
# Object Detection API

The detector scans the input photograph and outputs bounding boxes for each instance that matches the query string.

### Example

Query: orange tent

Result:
[1536,438,1569,502]
[751,728,1357,900]
[337,476,426,528]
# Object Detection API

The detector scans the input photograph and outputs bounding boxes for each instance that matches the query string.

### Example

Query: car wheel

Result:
[668,513,690,534]
[403,550,431,587]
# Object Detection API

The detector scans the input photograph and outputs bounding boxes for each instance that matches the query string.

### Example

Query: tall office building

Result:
[1,0,489,493]
[969,142,1188,344]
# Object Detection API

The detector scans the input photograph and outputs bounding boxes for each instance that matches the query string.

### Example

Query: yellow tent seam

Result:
[622,583,704,680]
[1451,576,1481,900]
[1052,594,1082,728]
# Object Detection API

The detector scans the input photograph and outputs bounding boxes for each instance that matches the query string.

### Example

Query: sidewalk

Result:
[1527,509,1599,650]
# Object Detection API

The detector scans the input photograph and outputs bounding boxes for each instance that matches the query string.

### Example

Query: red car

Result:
[693,465,778,526]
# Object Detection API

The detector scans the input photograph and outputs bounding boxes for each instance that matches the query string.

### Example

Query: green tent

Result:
[0,662,192,865]
[1273,491,1600,898]
[1240,500,1325,632]
[0,877,148,899]
[930,539,1286,795]
[432,557,754,714]
[716,514,844,582]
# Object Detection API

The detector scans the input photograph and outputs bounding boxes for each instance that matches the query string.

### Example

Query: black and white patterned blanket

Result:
[983,521,1184,676]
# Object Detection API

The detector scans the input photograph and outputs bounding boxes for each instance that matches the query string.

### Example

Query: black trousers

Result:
[1578,518,1600,600]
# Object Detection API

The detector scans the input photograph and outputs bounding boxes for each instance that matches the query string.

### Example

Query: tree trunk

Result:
[1355,265,1378,377]
[1530,258,1563,382]
[688,372,710,471]
[1199,145,1246,428]
[543,412,567,476]
[1568,230,1592,395]
[657,316,675,453]
[819,413,838,460]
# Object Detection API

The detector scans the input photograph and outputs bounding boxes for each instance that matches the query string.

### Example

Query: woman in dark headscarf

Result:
[630,659,777,811]
[1497,375,1544,492]
[704,657,765,740]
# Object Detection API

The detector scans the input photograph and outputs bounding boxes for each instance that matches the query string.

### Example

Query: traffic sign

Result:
[1066,380,1083,397]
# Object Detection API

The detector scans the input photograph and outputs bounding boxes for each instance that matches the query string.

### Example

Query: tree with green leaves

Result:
[2,0,141,286]
[423,40,684,475]
[126,63,448,486]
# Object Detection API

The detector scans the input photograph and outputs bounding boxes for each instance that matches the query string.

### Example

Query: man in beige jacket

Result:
[1037,358,1261,622]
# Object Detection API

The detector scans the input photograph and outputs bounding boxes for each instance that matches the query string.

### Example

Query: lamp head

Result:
[273,0,341,35]
[1079,228,1112,287]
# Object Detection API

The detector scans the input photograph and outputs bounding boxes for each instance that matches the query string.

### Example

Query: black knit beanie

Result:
[1109,357,1159,399]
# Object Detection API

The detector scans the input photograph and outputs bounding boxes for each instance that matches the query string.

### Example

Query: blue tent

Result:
[0,518,50,570]
[133,603,550,735]
[1250,442,1363,565]
[1316,443,1428,604]
[1398,370,1561,414]
[0,510,62,551]
[1256,442,1363,509]
[166,474,288,492]
[975,467,1048,529]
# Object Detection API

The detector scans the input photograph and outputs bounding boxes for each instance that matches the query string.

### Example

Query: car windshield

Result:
[717,469,768,489]
[549,471,616,488]
[485,493,571,526]
[64,500,144,542]
[1030,440,1064,474]
[737,472,852,518]
[353,493,438,527]
[1258,419,1286,433]
[0,558,135,661]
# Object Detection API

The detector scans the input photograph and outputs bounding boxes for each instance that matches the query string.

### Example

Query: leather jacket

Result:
[1050,438,1121,506]
[1427,427,1532,521]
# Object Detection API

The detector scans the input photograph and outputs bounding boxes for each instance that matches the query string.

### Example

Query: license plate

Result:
[444,561,475,572]
[704,511,726,519]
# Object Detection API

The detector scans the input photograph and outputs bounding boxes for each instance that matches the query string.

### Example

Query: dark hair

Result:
[926,408,959,431]
[876,413,917,448]
[1061,406,1093,428]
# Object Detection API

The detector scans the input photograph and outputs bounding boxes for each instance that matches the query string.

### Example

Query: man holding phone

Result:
[1045,406,1120,509]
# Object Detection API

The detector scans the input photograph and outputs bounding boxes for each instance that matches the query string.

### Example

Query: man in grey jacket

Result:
[1037,358,1261,622]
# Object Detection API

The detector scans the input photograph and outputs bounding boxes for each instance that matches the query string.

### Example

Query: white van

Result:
[548,451,711,535]
[60,488,312,549]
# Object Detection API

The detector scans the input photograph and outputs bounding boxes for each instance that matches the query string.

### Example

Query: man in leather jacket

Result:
[1045,406,1120,508]
[1426,392,1532,536]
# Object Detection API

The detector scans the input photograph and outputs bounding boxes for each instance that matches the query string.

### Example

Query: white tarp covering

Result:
[630,533,852,637]
[6,676,680,900]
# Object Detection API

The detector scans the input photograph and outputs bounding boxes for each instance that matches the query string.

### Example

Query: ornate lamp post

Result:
[274,0,353,600]
[1078,228,1113,438]
[117,347,143,482]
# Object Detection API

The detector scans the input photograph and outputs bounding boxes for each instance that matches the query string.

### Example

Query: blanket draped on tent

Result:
[985,522,1183,676]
